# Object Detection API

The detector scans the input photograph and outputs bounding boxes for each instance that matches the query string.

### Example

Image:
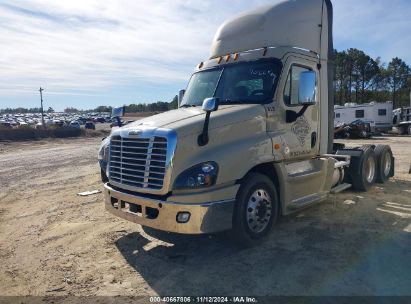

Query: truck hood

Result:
[123,107,205,129]
[121,104,265,138]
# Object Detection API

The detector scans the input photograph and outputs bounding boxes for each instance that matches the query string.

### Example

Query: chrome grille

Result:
[109,135,167,190]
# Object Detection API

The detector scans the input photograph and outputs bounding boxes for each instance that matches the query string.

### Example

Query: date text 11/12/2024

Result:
[149,296,258,303]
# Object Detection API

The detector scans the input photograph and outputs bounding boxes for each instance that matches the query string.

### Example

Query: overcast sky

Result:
[0,0,410,111]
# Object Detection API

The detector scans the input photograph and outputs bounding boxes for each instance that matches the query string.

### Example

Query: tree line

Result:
[1,101,178,114]
[125,98,178,113]
[61,100,179,114]
[334,48,410,108]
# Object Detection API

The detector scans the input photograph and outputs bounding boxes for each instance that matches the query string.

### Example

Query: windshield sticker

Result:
[292,116,310,146]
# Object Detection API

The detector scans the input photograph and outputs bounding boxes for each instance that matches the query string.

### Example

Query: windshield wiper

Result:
[180,104,197,108]
[219,99,248,105]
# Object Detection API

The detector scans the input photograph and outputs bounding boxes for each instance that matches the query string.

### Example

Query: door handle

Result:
[311,132,317,149]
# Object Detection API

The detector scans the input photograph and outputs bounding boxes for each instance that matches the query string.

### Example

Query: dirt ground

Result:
[0,136,410,296]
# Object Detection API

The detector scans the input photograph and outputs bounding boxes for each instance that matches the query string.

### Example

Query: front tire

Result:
[232,173,279,247]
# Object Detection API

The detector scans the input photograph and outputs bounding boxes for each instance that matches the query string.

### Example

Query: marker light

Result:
[177,212,191,223]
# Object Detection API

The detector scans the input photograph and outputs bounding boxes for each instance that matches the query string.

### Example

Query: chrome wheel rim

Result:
[383,152,392,176]
[246,189,272,233]
[365,156,376,183]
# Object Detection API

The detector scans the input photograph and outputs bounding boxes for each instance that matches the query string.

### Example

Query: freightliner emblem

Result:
[128,130,141,136]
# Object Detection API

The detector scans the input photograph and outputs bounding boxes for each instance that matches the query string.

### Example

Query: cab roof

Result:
[210,0,332,60]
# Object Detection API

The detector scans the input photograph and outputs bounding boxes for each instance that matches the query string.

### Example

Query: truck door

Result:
[268,56,320,161]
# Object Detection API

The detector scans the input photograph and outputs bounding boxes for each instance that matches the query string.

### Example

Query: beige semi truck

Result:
[98,0,395,245]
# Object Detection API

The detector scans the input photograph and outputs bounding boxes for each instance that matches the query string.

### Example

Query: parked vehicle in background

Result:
[69,121,81,129]
[334,120,372,139]
[85,121,96,130]
[110,118,124,128]
[78,117,86,125]
[53,119,64,127]
[393,105,411,135]
[0,111,113,129]
[334,101,393,133]
[0,121,12,129]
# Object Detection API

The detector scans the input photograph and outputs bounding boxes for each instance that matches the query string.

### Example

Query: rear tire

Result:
[351,146,377,191]
[399,126,406,135]
[374,145,394,183]
[232,173,279,247]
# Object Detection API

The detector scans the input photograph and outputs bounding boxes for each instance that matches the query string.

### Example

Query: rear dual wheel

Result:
[351,146,377,191]
[351,145,394,191]
[374,145,394,183]
[398,125,411,135]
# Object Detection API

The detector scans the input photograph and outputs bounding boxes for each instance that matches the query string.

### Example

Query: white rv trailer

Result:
[334,101,393,132]
[392,92,411,135]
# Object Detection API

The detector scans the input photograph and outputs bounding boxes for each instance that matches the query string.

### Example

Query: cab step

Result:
[330,183,352,194]
[287,192,328,210]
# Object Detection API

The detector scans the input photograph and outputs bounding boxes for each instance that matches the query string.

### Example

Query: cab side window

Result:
[284,65,312,106]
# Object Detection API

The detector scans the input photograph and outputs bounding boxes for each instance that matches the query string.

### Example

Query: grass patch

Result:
[0,126,89,141]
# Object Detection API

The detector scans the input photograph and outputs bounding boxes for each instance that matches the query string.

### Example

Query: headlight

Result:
[173,162,218,190]
[98,137,110,162]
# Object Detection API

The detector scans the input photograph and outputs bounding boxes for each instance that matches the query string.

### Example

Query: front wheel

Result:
[232,173,279,247]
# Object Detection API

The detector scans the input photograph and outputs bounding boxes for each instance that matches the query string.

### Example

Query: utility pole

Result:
[39,87,45,127]
[408,75,411,108]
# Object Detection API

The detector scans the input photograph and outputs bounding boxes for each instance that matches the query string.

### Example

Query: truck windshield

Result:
[181,60,281,107]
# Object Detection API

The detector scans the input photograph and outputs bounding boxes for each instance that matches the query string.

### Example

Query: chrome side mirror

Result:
[202,97,219,112]
[198,98,219,147]
[298,71,316,105]
[178,90,185,106]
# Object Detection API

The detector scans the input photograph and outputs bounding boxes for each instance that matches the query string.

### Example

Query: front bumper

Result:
[104,183,236,234]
